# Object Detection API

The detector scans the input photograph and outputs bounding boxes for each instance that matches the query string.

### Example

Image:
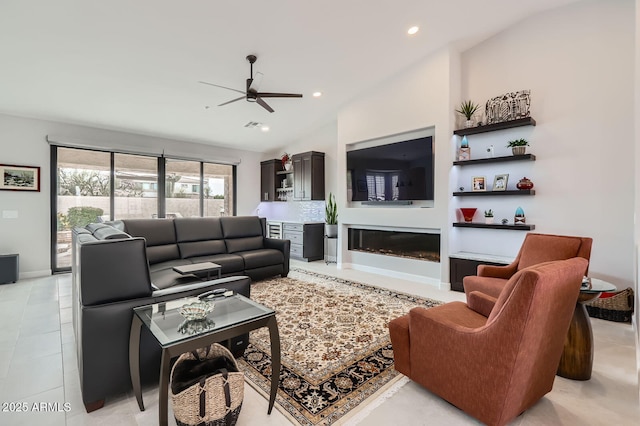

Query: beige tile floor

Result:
[0,260,637,425]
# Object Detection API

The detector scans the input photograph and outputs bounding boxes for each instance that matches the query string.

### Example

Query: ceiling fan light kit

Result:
[200,54,303,113]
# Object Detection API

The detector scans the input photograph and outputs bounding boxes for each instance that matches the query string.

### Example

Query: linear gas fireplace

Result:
[348,228,440,262]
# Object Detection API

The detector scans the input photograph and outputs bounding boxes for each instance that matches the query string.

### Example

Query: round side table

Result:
[557,278,616,380]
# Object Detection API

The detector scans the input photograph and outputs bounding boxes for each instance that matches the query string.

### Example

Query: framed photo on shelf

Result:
[472,176,486,192]
[0,164,40,192]
[492,174,509,191]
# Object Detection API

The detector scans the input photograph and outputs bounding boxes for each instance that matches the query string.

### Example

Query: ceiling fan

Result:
[199,55,303,113]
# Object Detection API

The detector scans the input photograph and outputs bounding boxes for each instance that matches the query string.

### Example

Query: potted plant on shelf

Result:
[455,100,481,128]
[325,192,338,237]
[507,138,529,156]
[484,209,494,224]
[281,153,292,171]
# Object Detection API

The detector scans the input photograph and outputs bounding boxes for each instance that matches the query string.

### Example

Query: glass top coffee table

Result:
[129,294,280,426]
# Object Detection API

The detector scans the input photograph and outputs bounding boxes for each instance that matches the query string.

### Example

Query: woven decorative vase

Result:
[511,146,526,155]
[170,343,244,426]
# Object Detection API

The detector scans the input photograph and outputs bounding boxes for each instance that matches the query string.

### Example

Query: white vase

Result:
[325,224,338,238]
[284,162,293,171]
[485,217,494,224]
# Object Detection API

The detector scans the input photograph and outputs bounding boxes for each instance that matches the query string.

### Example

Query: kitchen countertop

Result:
[266,220,325,225]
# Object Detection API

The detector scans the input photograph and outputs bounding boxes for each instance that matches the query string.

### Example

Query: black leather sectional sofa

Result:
[71,216,290,412]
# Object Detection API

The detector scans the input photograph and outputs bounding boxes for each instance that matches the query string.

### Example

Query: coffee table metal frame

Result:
[172,261,222,281]
[129,294,280,426]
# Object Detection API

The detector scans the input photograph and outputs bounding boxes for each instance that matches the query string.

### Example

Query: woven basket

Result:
[585,287,634,323]
[170,343,244,426]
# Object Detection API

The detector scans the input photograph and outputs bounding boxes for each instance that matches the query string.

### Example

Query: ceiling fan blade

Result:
[249,72,264,92]
[256,96,275,113]
[198,81,246,95]
[256,92,303,98]
[218,96,245,106]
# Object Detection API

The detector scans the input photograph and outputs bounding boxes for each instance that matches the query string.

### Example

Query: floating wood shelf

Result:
[453,222,535,231]
[453,190,535,196]
[453,154,536,166]
[453,117,536,136]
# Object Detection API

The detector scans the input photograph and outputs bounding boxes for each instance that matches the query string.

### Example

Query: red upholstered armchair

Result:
[389,258,587,426]
[464,233,592,300]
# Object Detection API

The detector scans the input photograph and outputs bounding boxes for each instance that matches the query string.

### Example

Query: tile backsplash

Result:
[254,201,325,222]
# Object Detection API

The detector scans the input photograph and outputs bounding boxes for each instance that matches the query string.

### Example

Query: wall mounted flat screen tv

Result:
[347,136,434,203]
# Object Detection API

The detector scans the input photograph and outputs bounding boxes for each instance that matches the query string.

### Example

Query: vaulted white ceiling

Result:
[0,0,582,152]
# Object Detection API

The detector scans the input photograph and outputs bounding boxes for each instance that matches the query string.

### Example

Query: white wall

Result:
[333,0,636,290]
[461,0,635,287]
[0,113,263,277]
[337,47,458,285]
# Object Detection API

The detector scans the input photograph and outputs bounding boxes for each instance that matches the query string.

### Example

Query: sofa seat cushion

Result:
[237,249,284,270]
[148,259,192,273]
[188,254,245,275]
[150,269,198,290]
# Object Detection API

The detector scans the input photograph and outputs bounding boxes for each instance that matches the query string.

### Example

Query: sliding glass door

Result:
[55,148,111,270]
[51,146,236,272]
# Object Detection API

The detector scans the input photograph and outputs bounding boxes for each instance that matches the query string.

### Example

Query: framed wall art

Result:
[0,164,41,192]
[493,174,509,191]
[472,176,486,192]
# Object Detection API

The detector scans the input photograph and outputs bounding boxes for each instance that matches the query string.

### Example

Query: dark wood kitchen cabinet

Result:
[292,151,325,201]
[260,159,284,202]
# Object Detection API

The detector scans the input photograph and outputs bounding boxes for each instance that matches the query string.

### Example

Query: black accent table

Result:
[129,294,280,426]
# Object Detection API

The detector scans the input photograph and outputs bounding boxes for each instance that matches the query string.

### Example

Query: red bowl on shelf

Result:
[459,208,477,222]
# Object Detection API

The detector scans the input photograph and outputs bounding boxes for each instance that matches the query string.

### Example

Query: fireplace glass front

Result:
[348,228,440,262]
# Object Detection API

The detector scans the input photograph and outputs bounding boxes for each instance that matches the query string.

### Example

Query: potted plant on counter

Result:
[325,192,338,237]
[507,138,529,155]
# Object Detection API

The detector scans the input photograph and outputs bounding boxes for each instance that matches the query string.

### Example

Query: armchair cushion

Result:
[466,291,497,318]
[517,235,582,270]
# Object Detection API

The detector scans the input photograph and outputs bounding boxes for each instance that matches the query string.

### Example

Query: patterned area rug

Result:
[237,269,442,425]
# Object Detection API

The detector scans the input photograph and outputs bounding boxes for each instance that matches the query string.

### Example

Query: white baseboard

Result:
[19,270,51,279]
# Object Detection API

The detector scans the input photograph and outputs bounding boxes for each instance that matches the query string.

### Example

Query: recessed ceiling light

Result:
[261,125,270,132]
[313,91,322,97]
[407,26,419,35]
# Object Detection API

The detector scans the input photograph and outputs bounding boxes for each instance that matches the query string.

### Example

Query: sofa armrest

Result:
[478,262,518,279]
[79,238,153,306]
[152,276,251,299]
[264,237,290,276]
[467,291,497,318]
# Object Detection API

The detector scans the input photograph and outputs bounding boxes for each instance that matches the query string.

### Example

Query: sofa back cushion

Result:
[123,219,179,264]
[220,216,264,254]
[174,217,227,258]
[226,236,264,254]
